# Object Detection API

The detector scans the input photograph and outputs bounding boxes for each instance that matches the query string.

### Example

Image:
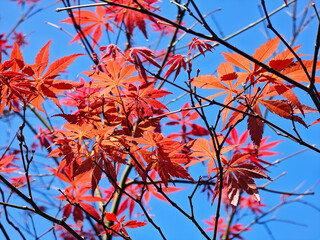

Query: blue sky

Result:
[0,0,320,240]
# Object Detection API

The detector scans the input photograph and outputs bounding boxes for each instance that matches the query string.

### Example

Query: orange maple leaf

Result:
[186,137,235,176]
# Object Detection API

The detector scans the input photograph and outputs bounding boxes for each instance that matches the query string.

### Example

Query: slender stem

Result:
[56,2,110,12]
[221,205,237,240]
[105,164,133,240]
[156,0,191,90]
[0,174,84,240]
[0,222,10,240]
[151,71,320,154]
[27,104,53,132]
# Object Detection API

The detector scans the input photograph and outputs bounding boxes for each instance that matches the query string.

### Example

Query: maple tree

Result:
[0,0,319,240]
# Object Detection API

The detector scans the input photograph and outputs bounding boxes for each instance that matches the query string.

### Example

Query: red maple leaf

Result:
[310,118,320,126]
[203,216,226,233]
[57,186,104,230]
[125,47,161,81]
[61,6,114,49]
[99,44,123,61]
[57,225,99,240]
[0,33,12,56]
[27,40,84,112]
[203,216,250,239]
[74,144,121,194]
[213,153,271,207]
[163,54,187,81]
[188,37,214,58]
[48,166,91,189]
[34,126,56,151]
[222,86,308,151]
[239,196,267,214]
[60,77,100,108]
[142,170,186,203]
[107,170,186,218]
[226,128,283,169]
[123,81,171,119]
[0,154,20,173]
[0,43,36,115]
[53,123,96,152]
[165,102,209,142]
[0,71,35,114]
[83,59,140,97]
[259,99,308,128]
[107,0,159,39]
[11,31,29,47]
[101,213,146,237]
[10,175,30,188]
[225,128,250,153]
[135,131,194,187]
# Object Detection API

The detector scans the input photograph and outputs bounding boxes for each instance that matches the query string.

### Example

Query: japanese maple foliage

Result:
[106,0,160,39]
[1,1,320,240]
[165,102,209,142]
[203,216,251,240]
[61,6,114,49]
